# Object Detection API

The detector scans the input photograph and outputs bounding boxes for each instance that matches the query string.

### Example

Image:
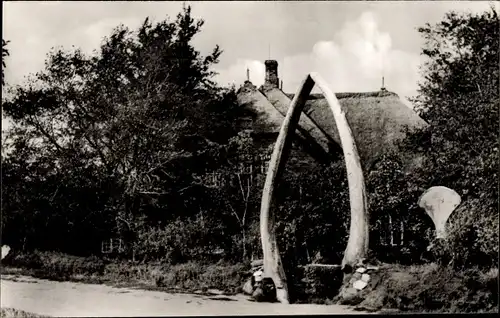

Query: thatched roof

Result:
[261,86,337,158]
[237,82,337,163]
[301,92,428,169]
[237,82,428,171]
[236,81,283,134]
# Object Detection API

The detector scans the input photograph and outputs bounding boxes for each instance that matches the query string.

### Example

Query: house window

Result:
[205,172,223,188]
[101,238,124,254]
[238,163,253,175]
[379,215,404,247]
[256,153,271,174]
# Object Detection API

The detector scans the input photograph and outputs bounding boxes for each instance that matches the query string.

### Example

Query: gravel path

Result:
[1,275,368,316]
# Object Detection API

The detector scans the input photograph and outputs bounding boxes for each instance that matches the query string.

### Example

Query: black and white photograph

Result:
[1,0,498,316]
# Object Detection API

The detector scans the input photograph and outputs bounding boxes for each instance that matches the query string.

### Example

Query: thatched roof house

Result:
[236,60,428,171]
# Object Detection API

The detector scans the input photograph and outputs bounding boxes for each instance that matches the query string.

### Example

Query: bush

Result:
[133,215,229,264]
[2,250,107,280]
[1,308,49,318]
[3,250,44,269]
[444,198,499,269]
[103,260,249,293]
[350,263,498,313]
[2,250,250,295]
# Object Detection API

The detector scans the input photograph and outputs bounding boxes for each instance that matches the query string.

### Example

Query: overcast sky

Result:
[1,1,495,131]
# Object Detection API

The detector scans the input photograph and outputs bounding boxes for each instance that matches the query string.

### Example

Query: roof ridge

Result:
[286,91,399,100]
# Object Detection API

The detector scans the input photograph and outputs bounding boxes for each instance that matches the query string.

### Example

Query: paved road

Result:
[1,275,368,316]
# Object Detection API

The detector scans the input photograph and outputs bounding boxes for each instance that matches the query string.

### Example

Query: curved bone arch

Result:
[260,73,369,304]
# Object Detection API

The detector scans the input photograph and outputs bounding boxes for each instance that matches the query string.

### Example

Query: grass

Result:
[3,250,497,313]
[0,308,49,318]
[1,250,251,295]
[336,263,499,313]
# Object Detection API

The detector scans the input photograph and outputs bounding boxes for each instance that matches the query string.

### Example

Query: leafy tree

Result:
[411,8,498,199]
[412,8,498,266]
[1,6,242,257]
[206,131,274,260]
[368,7,499,268]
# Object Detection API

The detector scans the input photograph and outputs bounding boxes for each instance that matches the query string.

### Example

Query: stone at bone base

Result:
[353,280,368,290]
[361,273,370,282]
[1,245,10,260]
[251,285,265,301]
[253,269,263,279]
[418,186,461,239]
[243,278,255,295]
[251,277,277,302]
[340,287,360,304]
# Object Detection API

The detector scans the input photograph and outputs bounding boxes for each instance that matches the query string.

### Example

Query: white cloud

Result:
[215,11,422,101]
[76,17,144,55]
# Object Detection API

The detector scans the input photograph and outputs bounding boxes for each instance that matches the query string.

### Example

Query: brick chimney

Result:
[264,60,279,89]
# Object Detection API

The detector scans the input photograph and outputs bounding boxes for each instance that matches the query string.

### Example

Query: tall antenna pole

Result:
[381,53,385,90]
[246,67,250,82]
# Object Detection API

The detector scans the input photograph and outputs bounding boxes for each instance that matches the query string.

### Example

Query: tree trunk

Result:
[305,240,311,263]
[242,227,247,260]
[400,220,404,245]
[389,214,394,246]
[260,73,369,303]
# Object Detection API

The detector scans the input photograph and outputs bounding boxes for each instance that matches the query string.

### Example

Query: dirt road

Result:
[1,275,367,316]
